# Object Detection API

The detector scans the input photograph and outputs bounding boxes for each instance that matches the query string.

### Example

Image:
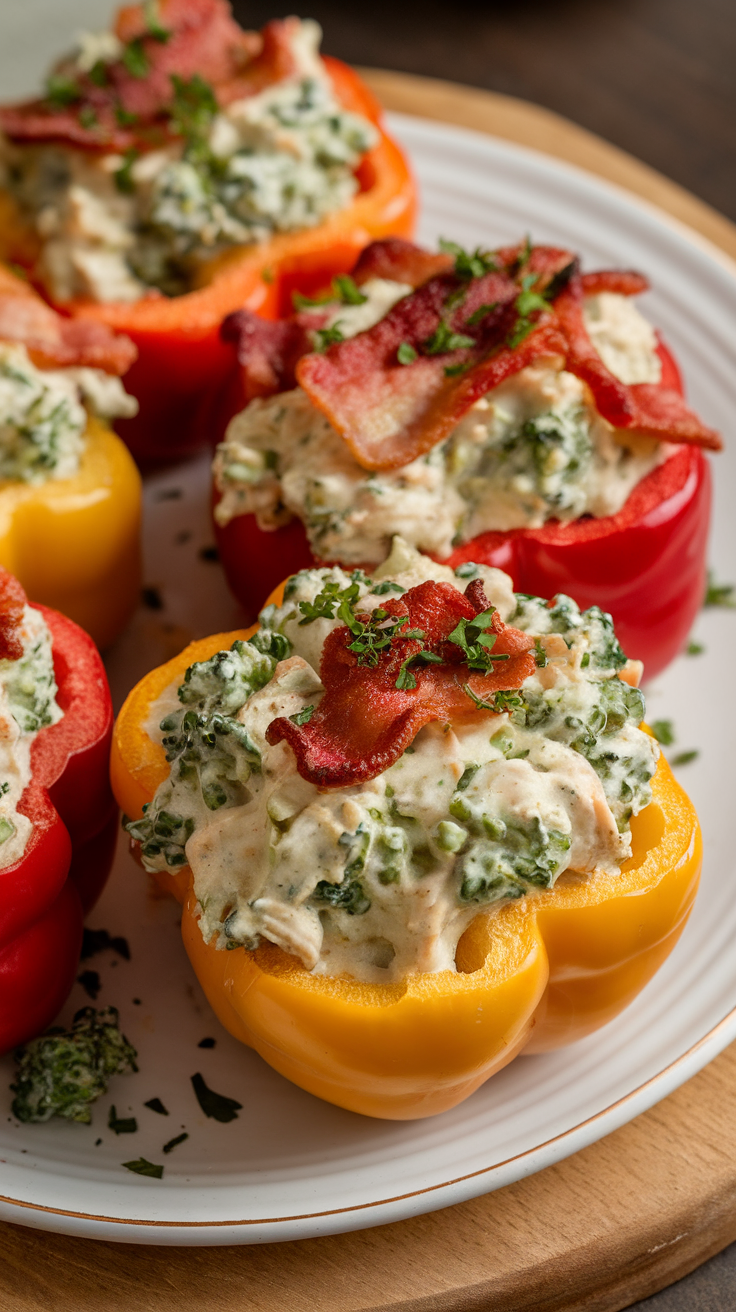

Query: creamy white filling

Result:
[0,603,63,870]
[0,21,377,304]
[0,341,136,484]
[214,290,668,559]
[140,542,657,984]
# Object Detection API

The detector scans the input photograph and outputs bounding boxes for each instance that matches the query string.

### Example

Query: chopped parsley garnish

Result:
[289,704,315,725]
[163,1132,189,1153]
[444,362,471,377]
[123,1157,163,1179]
[333,274,367,305]
[45,76,81,109]
[439,238,497,280]
[686,639,705,656]
[507,273,550,348]
[465,302,498,327]
[144,1097,169,1115]
[115,103,139,127]
[108,1105,138,1134]
[144,0,172,42]
[88,61,109,88]
[81,928,131,961]
[463,684,523,714]
[533,639,547,669]
[397,341,417,365]
[423,321,475,356]
[372,580,406,595]
[456,763,480,791]
[447,608,510,673]
[169,73,218,149]
[191,1072,242,1123]
[651,719,675,746]
[78,105,98,130]
[122,38,150,79]
[671,749,699,766]
[395,648,442,691]
[313,323,345,352]
[114,148,139,194]
[704,572,735,608]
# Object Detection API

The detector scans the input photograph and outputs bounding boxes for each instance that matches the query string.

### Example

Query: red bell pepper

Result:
[212,244,717,680]
[0,577,117,1054]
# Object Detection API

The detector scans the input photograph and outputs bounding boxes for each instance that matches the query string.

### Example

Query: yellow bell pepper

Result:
[0,414,141,650]
[111,620,702,1120]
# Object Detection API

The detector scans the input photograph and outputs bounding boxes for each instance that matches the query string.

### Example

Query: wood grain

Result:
[2,76,736,1312]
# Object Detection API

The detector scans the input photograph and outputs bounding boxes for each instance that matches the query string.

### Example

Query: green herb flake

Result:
[114,148,139,195]
[397,341,417,365]
[163,1132,189,1154]
[671,749,699,766]
[704,572,735,608]
[334,274,367,305]
[651,719,676,746]
[45,76,81,109]
[423,321,475,356]
[144,1097,169,1116]
[454,562,479,580]
[122,1157,163,1179]
[122,38,150,79]
[191,1072,242,1123]
[313,323,345,353]
[438,239,497,280]
[444,362,471,377]
[88,60,109,88]
[108,1105,138,1134]
[465,302,498,327]
[289,704,315,726]
[456,763,480,792]
[144,0,172,42]
[372,580,406,595]
[686,639,705,656]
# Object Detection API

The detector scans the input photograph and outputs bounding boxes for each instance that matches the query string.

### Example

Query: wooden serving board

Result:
[1,74,736,1312]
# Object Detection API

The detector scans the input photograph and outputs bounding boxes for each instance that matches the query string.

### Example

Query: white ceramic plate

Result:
[0,114,735,1246]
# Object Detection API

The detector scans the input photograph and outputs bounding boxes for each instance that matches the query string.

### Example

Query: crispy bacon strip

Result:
[352,239,454,289]
[0,286,136,374]
[296,250,573,471]
[552,277,637,428]
[0,2,274,151]
[580,270,650,297]
[0,571,27,662]
[626,384,722,450]
[266,580,536,787]
[220,310,318,403]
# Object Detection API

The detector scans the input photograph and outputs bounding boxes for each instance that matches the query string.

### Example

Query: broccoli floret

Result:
[11,1006,138,1124]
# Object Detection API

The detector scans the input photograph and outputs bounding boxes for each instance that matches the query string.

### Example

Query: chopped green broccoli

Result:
[11,1007,138,1124]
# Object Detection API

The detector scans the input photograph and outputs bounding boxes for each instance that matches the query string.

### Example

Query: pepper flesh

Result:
[111,618,702,1120]
[0,591,117,1054]
[0,60,416,464]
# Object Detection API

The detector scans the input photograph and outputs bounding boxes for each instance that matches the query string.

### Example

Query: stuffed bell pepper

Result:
[212,238,721,679]
[0,567,117,1053]
[0,263,141,648]
[0,1,416,462]
[111,540,701,1119]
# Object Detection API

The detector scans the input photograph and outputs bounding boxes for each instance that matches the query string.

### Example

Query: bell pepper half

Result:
[211,242,715,680]
[0,575,118,1054]
[0,264,142,649]
[111,607,701,1120]
[0,21,416,465]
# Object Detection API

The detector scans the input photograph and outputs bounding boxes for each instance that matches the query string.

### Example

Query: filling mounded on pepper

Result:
[128,539,658,984]
[0,572,63,868]
[0,5,377,303]
[213,238,720,564]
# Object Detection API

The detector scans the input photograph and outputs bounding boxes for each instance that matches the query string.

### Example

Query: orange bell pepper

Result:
[0,60,415,464]
[111,603,701,1120]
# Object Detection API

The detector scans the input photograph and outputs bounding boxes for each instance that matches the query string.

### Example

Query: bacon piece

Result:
[0,1,272,151]
[0,571,27,662]
[220,309,318,403]
[581,270,650,297]
[352,239,454,289]
[266,580,536,787]
[0,291,136,374]
[296,255,572,471]
[626,384,722,450]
